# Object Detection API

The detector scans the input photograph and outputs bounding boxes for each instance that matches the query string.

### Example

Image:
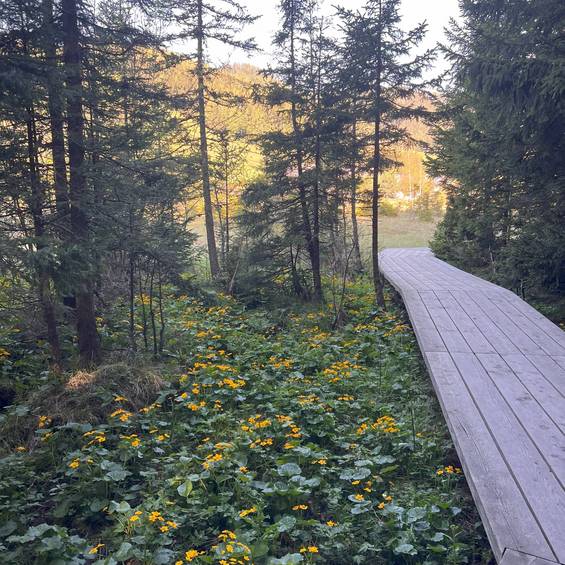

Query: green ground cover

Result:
[0,282,491,564]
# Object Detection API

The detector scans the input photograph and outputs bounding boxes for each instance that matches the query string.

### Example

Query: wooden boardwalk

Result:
[379,248,565,565]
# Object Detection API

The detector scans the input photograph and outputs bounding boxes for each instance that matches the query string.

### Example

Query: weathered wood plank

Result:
[419,291,472,353]
[477,353,565,483]
[379,248,565,564]
[486,295,565,356]
[452,352,565,562]
[468,291,543,355]
[426,352,555,562]
[497,294,565,350]
[501,549,560,565]
[525,355,565,397]
[553,356,565,372]
[451,290,520,355]
[435,291,497,353]
[503,354,565,432]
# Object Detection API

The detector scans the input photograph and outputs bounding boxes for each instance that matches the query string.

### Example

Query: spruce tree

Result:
[338,0,433,306]
[430,0,565,295]
[172,0,256,279]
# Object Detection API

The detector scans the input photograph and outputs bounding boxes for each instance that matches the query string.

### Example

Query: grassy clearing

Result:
[190,212,439,255]
[0,281,490,564]
[358,214,440,253]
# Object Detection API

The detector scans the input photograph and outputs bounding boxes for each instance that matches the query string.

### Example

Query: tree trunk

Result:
[350,119,363,272]
[128,250,136,352]
[62,0,100,365]
[225,158,230,256]
[26,106,62,368]
[289,5,321,301]
[43,0,69,223]
[311,26,323,301]
[196,0,220,278]
[139,265,148,350]
[372,13,386,308]
[289,245,307,299]
[157,267,165,353]
[148,261,158,356]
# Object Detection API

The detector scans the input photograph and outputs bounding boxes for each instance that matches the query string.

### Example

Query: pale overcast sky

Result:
[206,0,462,76]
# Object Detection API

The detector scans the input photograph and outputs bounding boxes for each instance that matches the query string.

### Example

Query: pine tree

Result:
[172,0,256,279]
[338,0,433,306]
[430,0,565,295]
[62,0,101,364]
[259,0,331,301]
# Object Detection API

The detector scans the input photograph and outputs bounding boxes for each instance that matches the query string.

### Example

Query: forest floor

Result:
[0,281,492,564]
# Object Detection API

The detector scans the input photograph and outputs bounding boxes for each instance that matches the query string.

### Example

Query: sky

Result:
[206,0,462,76]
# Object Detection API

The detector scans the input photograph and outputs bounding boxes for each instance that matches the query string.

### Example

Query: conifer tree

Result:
[430,0,565,295]
[172,0,256,279]
[338,0,433,306]
[259,0,330,301]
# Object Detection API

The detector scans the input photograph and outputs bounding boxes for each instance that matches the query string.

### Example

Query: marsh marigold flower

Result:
[88,543,104,554]
[185,548,204,561]
[239,507,257,518]
[300,546,319,553]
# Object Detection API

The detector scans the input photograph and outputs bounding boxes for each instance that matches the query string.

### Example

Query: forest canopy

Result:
[0,0,439,368]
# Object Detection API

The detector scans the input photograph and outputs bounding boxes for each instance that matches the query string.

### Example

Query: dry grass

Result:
[0,363,164,452]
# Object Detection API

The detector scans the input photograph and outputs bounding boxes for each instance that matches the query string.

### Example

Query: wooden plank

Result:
[380,249,565,565]
[401,293,447,353]
[477,353,565,484]
[468,291,543,355]
[486,295,565,356]
[435,291,497,353]
[553,356,565,372]
[426,352,555,562]
[451,290,520,355]
[501,549,560,565]
[419,291,472,353]
[525,355,565,397]
[498,294,565,350]
[503,354,565,432]
[452,352,565,562]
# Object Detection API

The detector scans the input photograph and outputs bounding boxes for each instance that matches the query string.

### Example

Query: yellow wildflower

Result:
[88,543,104,554]
[110,408,132,422]
[239,507,257,518]
[149,511,164,523]
[185,548,204,561]
[38,415,52,428]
